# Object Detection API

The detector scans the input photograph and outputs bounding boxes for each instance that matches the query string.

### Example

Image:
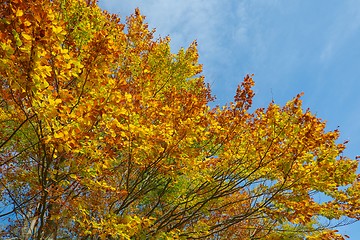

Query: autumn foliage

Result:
[1,0,360,239]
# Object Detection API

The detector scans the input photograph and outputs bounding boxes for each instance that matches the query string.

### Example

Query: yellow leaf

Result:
[54,131,64,138]
[69,174,77,180]
[23,20,31,27]
[22,33,32,41]
[16,9,23,17]
[124,93,133,104]
[41,79,50,88]
[50,214,61,220]
[52,26,63,34]
[60,48,69,54]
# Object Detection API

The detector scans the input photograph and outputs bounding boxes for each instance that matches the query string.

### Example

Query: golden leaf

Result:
[15,9,23,17]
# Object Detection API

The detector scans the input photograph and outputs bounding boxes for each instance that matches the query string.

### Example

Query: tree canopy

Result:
[1,0,359,239]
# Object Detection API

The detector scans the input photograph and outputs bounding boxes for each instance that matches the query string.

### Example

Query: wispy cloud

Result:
[320,0,360,62]
[98,0,307,102]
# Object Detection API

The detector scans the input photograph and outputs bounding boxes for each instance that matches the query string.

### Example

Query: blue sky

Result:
[98,0,360,237]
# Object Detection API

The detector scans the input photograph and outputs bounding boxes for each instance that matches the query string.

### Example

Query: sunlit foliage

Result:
[1,0,359,239]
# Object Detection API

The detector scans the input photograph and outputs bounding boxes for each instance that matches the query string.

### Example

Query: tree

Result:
[1,0,359,239]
